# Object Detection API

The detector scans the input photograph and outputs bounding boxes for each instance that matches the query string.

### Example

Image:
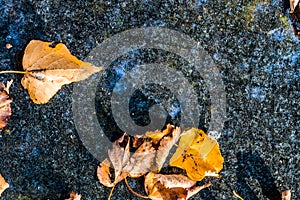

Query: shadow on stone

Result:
[236,151,281,200]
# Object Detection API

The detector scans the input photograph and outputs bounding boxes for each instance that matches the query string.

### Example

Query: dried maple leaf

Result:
[290,0,299,13]
[282,190,291,200]
[170,128,224,181]
[21,40,102,104]
[65,191,82,200]
[97,125,180,187]
[144,172,211,200]
[0,174,9,196]
[0,80,13,131]
[97,134,130,187]
[124,125,181,177]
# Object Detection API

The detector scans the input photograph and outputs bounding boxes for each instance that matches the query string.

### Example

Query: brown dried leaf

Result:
[0,80,13,131]
[150,125,181,171]
[97,134,130,187]
[107,134,131,179]
[282,190,291,200]
[124,137,156,178]
[290,0,299,13]
[65,191,82,200]
[144,172,211,200]
[0,174,9,196]
[97,125,180,187]
[97,158,115,187]
[125,125,181,177]
[21,40,102,104]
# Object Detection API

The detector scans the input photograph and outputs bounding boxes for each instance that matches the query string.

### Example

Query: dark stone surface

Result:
[0,0,299,199]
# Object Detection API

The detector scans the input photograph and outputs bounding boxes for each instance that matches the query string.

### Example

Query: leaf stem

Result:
[124,177,149,199]
[233,190,244,200]
[0,70,25,74]
[108,186,115,200]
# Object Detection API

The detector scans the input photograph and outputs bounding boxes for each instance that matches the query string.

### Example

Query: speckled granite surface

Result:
[0,0,299,199]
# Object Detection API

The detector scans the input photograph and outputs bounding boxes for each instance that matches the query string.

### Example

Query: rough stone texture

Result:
[0,0,299,199]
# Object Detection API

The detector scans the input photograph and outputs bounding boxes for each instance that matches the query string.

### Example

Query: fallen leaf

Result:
[5,43,12,50]
[0,174,9,196]
[97,125,180,187]
[282,190,291,200]
[170,128,224,181]
[290,0,299,13]
[124,125,181,177]
[144,172,211,200]
[97,134,130,187]
[21,40,102,104]
[65,191,82,200]
[0,80,13,131]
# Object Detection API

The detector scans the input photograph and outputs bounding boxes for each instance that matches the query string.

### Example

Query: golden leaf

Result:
[0,80,13,131]
[0,174,9,197]
[170,128,224,181]
[21,40,102,104]
[144,172,211,200]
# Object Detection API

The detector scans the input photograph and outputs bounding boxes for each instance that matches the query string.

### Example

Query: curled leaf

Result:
[0,174,9,196]
[65,191,81,200]
[65,191,82,200]
[97,134,130,187]
[21,40,102,104]
[97,125,180,188]
[290,0,299,13]
[124,125,181,177]
[144,172,211,200]
[282,190,291,200]
[0,80,13,131]
[170,128,224,181]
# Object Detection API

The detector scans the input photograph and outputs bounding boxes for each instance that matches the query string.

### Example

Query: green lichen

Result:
[279,16,291,30]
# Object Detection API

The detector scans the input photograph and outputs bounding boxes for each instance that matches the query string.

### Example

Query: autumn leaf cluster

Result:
[0,39,225,199]
[97,125,224,200]
[0,40,292,199]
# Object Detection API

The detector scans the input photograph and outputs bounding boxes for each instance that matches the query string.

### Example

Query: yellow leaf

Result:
[170,128,224,181]
[145,124,175,144]
[21,40,102,104]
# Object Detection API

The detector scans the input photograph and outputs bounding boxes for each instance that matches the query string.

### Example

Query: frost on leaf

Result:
[21,40,102,104]
[0,80,13,131]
